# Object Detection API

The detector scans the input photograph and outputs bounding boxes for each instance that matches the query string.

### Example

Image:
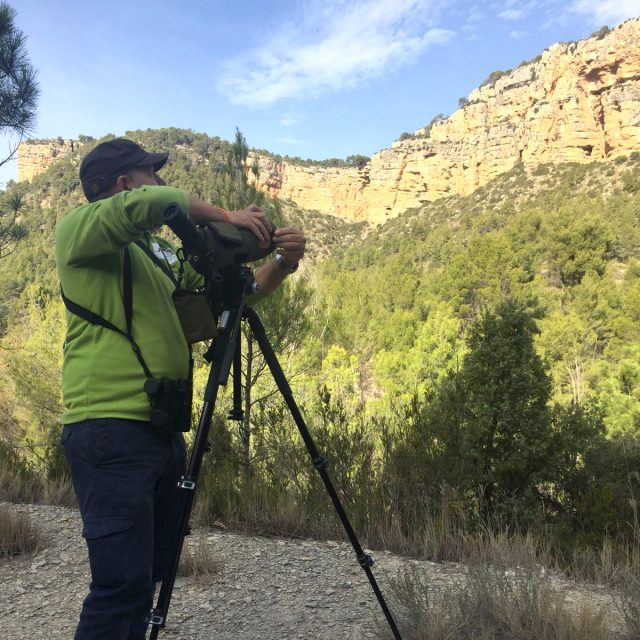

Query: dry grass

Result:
[177,534,224,578]
[383,565,458,640]
[0,504,42,556]
[569,538,640,586]
[616,572,640,640]
[0,461,40,504]
[40,476,76,507]
[385,532,612,640]
[0,456,75,507]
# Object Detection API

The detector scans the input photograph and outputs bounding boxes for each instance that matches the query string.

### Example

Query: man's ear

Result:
[114,174,130,192]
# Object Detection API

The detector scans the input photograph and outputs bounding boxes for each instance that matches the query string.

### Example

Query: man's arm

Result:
[56,186,192,266]
[153,175,272,245]
[188,196,272,247]
[254,227,306,295]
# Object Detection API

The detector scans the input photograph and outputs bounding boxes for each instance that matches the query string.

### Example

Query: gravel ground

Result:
[0,503,413,639]
[0,503,625,640]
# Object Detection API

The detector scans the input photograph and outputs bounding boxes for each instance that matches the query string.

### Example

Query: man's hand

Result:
[273,227,306,267]
[254,227,307,295]
[227,204,273,247]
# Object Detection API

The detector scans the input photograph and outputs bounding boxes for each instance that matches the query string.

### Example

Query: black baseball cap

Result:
[80,138,169,200]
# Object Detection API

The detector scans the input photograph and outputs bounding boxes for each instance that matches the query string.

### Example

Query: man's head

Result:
[79,138,168,202]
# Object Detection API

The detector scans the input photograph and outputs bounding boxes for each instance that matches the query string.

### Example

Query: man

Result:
[56,138,305,639]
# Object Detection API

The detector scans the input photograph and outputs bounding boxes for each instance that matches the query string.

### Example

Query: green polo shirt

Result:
[56,185,200,424]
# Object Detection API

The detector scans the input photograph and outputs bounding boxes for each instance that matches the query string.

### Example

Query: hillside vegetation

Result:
[1,130,639,600]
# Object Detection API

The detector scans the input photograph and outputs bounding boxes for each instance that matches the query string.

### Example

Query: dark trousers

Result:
[61,418,186,640]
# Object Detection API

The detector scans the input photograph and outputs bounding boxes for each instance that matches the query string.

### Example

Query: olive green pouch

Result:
[173,289,218,344]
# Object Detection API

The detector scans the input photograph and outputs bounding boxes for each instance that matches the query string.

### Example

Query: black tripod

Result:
[148,266,403,640]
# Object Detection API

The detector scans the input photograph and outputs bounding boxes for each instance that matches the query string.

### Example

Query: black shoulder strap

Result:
[60,289,123,335]
[60,247,153,379]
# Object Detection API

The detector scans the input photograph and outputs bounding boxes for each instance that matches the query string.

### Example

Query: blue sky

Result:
[3,0,639,184]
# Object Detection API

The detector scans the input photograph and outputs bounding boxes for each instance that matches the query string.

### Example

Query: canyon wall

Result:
[251,19,640,224]
[17,139,76,183]
[16,20,640,224]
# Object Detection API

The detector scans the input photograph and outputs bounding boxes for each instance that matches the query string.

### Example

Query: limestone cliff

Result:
[16,20,640,224]
[251,19,640,224]
[17,139,77,183]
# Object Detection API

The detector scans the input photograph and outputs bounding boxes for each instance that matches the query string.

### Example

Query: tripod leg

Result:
[149,306,245,639]
[245,308,403,640]
[228,336,244,421]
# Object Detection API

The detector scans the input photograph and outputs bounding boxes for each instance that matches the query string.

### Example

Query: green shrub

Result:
[533,164,551,176]
[622,170,640,194]
[590,25,611,40]
[480,69,511,88]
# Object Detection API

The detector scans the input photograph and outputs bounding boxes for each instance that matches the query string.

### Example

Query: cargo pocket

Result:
[82,516,133,540]
[82,517,137,590]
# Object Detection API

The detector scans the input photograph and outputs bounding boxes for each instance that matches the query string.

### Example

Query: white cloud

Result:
[496,0,569,26]
[279,116,300,127]
[571,0,640,26]
[499,9,524,20]
[464,6,486,23]
[218,0,455,107]
[280,137,307,145]
[509,29,531,38]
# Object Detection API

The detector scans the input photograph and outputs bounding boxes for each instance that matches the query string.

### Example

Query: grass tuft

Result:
[177,534,224,578]
[617,571,640,640]
[386,533,612,640]
[0,504,42,556]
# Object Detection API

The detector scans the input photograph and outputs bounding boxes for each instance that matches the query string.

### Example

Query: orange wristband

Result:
[217,207,231,222]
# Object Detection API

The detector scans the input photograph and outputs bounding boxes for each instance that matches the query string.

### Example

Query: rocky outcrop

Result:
[252,19,640,224]
[17,139,76,183]
[15,21,640,224]
[249,156,368,219]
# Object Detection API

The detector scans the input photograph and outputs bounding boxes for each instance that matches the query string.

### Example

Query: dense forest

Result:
[1,128,639,576]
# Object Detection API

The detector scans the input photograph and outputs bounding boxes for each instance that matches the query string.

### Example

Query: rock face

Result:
[16,20,640,224]
[17,139,77,183]
[249,156,367,218]
[251,19,640,224]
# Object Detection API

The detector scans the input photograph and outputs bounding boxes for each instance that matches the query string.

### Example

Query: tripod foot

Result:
[358,553,374,568]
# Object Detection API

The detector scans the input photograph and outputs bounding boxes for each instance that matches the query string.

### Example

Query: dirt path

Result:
[0,503,625,639]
